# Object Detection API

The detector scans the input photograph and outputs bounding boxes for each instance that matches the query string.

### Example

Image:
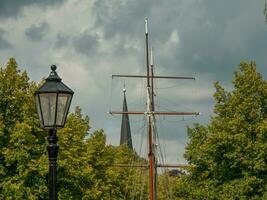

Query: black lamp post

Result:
[35,65,74,200]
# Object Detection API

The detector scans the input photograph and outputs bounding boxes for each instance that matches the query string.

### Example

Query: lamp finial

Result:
[51,65,57,71]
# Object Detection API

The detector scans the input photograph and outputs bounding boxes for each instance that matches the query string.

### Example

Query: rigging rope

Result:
[109,76,114,112]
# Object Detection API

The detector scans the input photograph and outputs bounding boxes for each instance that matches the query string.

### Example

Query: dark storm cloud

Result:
[72,31,99,55]
[25,22,49,41]
[0,29,12,50]
[0,0,65,18]
[92,0,267,83]
[93,0,163,40]
[174,0,267,82]
[54,32,98,53]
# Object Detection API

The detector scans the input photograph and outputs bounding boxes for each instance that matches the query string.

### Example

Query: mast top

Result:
[145,18,148,34]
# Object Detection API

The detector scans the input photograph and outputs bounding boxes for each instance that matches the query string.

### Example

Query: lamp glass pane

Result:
[39,93,57,126]
[35,95,43,126]
[56,93,72,126]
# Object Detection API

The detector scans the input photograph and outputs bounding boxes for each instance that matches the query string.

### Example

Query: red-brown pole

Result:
[145,18,155,200]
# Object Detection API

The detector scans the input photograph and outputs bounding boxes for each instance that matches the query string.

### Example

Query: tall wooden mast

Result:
[109,18,199,200]
[145,18,156,200]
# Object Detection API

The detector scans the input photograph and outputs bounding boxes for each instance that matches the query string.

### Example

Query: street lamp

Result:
[35,65,74,200]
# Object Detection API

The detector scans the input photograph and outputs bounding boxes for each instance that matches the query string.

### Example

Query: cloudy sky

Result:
[0,0,267,163]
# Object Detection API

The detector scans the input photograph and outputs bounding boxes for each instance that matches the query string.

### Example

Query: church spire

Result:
[120,86,133,150]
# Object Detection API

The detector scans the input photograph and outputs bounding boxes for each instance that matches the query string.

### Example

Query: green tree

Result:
[0,58,47,199]
[0,58,148,199]
[104,145,148,200]
[174,62,267,200]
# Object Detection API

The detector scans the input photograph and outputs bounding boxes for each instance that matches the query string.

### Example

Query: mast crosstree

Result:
[109,19,199,200]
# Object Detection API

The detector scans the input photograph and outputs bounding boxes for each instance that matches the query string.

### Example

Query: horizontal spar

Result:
[109,111,200,116]
[106,164,190,168]
[112,74,195,80]
[154,111,200,115]
[157,164,189,168]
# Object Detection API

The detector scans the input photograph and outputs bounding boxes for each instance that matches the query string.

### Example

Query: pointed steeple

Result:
[120,87,133,150]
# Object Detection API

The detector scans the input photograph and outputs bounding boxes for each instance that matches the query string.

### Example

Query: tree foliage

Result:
[174,62,267,199]
[6,58,266,199]
[0,58,147,199]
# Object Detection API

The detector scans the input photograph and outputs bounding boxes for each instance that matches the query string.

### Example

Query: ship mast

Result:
[109,18,199,200]
[145,18,156,200]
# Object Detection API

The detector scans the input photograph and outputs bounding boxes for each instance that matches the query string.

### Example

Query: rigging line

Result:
[156,95,181,107]
[155,81,189,90]
[109,76,114,112]
[156,133,166,166]
[157,151,173,199]
[124,169,131,200]
[153,117,172,200]
[155,97,197,113]
[154,76,168,170]
[125,159,142,199]
[155,77,170,124]
[110,116,146,199]
[157,147,173,200]
[155,77,196,89]
[136,117,147,200]
[157,131,166,167]
[163,173,173,200]
[123,122,146,200]
[120,121,146,194]
[155,126,167,173]
[131,162,147,199]
[154,103,176,110]
[139,167,147,200]
[131,116,146,198]
[123,125,146,156]
[154,113,198,123]
[134,122,147,134]
[126,84,146,107]
[154,125,173,200]
[122,123,146,154]
[156,121,168,171]
[138,79,146,112]
[154,104,185,112]
[127,102,146,108]
[126,99,146,109]
[154,79,169,170]
[158,116,198,123]
[137,78,145,115]
[138,116,147,157]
